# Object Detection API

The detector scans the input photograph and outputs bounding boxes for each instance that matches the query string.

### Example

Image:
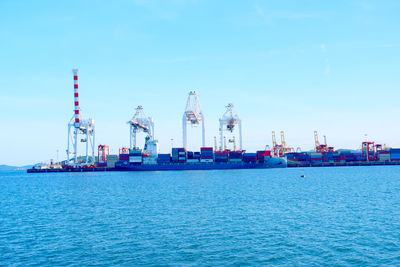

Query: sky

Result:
[0,0,399,166]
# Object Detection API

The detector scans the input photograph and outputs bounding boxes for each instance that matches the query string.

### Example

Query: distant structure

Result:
[314,131,334,153]
[66,69,95,166]
[219,103,242,151]
[127,106,154,149]
[272,131,282,157]
[182,91,205,149]
[280,131,292,154]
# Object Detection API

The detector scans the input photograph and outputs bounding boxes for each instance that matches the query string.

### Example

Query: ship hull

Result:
[115,157,286,171]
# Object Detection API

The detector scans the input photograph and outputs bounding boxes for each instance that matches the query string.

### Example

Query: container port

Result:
[28,69,400,173]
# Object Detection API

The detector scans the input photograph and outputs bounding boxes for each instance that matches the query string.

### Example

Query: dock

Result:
[287,161,400,168]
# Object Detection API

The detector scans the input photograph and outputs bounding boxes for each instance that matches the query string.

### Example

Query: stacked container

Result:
[119,153,129,162]
[323,152,336,162]
[187,151,199,163]
[285,152,309,162]
[229,151,243,162]
[106,155,119,168]
[129,149,142,164]
[390,148,400,161]
[172,148,186,163]
[243,153,257,163]
[157,154,171,164]
[310,152,323,163]
[377,150,390,161]
[332,153,341,162]
[119,147,130,163]
[200,147,213,163]
[338,151,364,162]
[215,151,229,162]
[256,150,271,163]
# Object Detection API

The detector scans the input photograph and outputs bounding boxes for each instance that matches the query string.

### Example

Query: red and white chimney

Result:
[72,69,80,127]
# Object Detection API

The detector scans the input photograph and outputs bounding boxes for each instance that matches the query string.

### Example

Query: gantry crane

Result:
[280,131,293,154]
[127,106,154,149]
[182,91,205,149]
[272,131,283,157]
[362,141,376,161]
[314,131,334,153]
[219,103,242,151]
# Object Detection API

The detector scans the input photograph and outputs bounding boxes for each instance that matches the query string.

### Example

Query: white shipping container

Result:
[229,159,242,162]
[200,159,213,163]
[379,154,390,161]
[143,158,157,164]
[106,155,119,168]
[129,156,142,163]
[186,159,199,163]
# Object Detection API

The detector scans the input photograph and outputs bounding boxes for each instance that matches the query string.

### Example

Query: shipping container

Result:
[129,156,142,163]
[378,154,390,161]
[119,153,129,161]
[390,155,400,160]
[129,150,142,156]
[200,158,213,163]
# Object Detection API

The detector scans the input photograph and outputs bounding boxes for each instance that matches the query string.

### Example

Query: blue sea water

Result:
[1,166,400,266]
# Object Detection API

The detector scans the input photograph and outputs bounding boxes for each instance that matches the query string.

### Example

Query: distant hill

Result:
[0,165,33,171]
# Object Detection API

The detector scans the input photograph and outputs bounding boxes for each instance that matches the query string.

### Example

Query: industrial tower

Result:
[127,106,154,149]
[219,103,242,151]
[66,69,95,166]
[182,91,205,149]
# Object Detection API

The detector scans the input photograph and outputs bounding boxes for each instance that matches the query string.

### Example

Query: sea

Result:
[1,166,400,266]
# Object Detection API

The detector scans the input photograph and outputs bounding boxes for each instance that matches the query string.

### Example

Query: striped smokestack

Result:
[72,69,80,127]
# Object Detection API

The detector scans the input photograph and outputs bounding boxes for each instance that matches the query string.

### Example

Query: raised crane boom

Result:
[182,91,205,149]
[127,105,154,149]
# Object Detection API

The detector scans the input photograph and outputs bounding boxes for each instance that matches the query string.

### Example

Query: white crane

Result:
[67,69,95,166]
[127,105,154,149]
[182,91,205,149]
[219,103,242,151]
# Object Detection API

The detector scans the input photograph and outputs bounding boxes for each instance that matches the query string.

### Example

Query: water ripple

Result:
[1,166,400,265]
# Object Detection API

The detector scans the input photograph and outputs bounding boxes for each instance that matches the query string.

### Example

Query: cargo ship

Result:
[114,146,286,171]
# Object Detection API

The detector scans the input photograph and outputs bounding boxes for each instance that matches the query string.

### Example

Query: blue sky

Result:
[1,0,399,165]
